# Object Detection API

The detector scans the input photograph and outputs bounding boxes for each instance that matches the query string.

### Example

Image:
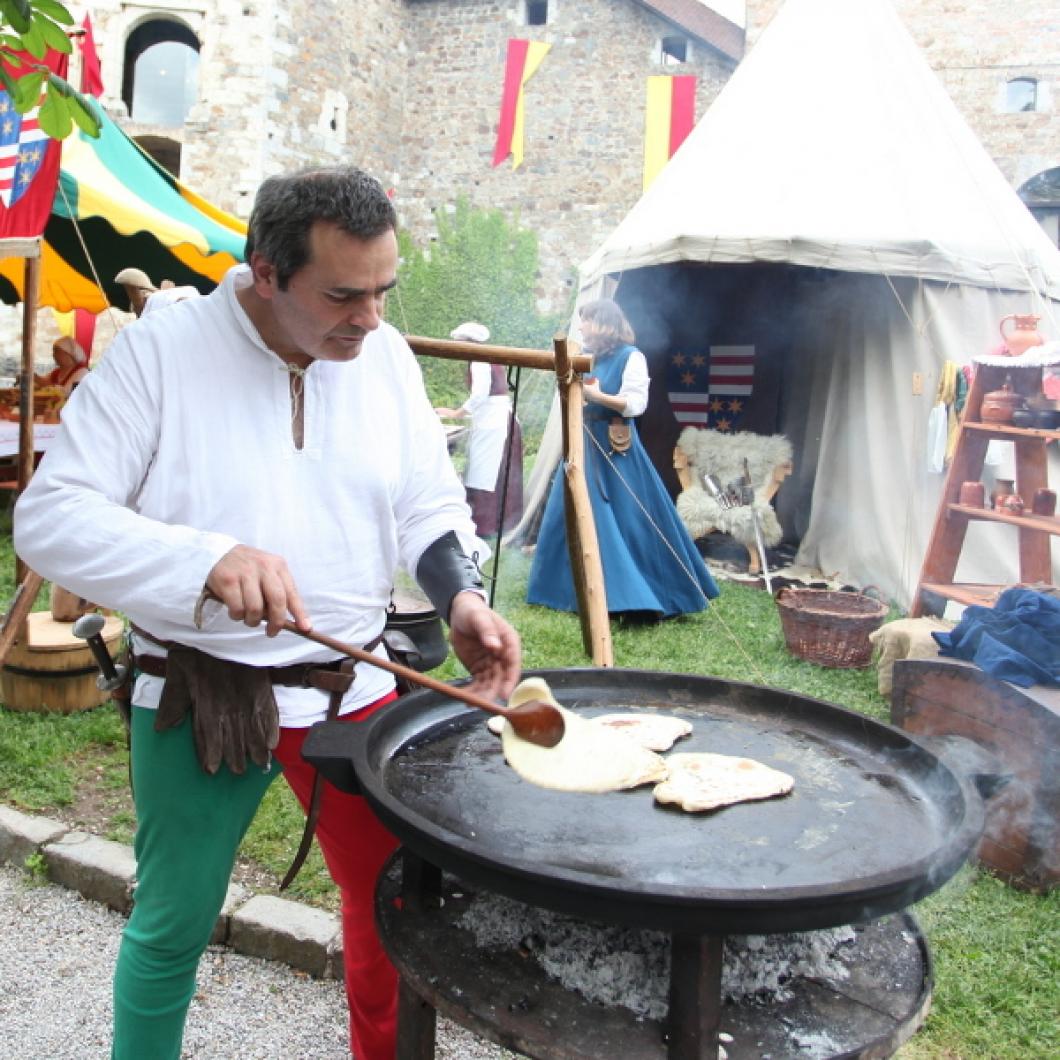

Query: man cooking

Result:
[14,165,521,1060]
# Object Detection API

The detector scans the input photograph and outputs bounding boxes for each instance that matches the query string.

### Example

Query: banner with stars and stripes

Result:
[667,345,755,431]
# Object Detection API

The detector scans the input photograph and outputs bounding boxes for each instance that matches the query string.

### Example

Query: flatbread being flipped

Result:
[488,711,691,753]
[593,713,692,752]
[653,753,794,813]
[500,678,668,793]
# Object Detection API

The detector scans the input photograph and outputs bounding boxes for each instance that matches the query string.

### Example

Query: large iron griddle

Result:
[306,667,987,935]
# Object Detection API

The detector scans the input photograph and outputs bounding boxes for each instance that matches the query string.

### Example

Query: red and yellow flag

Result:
[643,75,697,190]
[53,306,98,358]
[492,39,551,169]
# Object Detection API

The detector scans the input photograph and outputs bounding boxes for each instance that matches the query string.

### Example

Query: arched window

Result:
[123,19,200,126]
[1005,77,1038,114]
[1019,167,1060,249]
[135,134,182,177]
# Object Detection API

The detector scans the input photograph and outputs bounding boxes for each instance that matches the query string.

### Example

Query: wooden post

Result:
[0,570,43,668]
[406,334,592,374]
[17,248,40,491]
[554,336,613,666]
[0,237,43,588]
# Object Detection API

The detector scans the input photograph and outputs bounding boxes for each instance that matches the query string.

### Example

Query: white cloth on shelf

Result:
[926,402,947,473]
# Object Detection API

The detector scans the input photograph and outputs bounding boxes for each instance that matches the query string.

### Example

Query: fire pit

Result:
[304,668,992,1059]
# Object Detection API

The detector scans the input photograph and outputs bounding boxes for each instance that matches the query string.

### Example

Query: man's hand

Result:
[205,544,311,637]
[448,591,521,701]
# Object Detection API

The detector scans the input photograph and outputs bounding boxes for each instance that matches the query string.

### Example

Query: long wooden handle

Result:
[281,621,508,718]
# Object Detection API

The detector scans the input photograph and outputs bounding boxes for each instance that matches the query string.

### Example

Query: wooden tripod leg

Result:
[0,569,43,667]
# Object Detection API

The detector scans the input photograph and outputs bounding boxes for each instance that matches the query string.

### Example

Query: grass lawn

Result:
[0,537,1056,1059]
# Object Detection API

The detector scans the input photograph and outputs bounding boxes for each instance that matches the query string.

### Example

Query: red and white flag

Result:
[0,49,69,238]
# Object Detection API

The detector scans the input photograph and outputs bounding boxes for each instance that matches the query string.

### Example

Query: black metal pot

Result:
[382,593,448,672]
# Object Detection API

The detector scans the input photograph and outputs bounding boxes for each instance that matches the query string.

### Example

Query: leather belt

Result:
[133,651,352,688]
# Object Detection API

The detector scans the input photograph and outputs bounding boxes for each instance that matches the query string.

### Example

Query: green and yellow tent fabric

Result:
[0,107,245,313]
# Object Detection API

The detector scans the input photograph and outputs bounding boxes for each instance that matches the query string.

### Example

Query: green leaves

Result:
[0,0,100,138]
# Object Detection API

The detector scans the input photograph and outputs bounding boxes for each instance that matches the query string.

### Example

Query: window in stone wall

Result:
[123,19,201,127]
[523,1,549,27]
[658,35,691,65]
[135,134,181,177]
[1005,77,1038,113]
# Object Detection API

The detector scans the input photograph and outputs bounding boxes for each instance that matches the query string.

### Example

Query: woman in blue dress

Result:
[527,299,718,618]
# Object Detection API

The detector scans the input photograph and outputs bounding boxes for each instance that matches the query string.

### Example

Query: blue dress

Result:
[527,343,719,617]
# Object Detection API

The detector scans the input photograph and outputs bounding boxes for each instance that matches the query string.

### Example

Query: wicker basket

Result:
[775,588,888,669]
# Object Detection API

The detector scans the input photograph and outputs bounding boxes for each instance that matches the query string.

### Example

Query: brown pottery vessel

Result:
[980,377,1023,424]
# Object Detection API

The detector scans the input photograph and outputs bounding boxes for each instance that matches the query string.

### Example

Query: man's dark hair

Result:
[244,166,397,289]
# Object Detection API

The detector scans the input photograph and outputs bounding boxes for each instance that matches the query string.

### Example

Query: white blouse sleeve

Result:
[461,361,491,415]
[617,349,651,418]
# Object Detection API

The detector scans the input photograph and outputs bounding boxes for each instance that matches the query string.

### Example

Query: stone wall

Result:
[395,0,734,309]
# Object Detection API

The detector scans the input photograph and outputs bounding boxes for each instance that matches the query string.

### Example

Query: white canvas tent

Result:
[519,0,1060,609]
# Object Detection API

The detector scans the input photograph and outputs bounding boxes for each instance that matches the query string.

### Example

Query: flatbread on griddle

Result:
[488,710,692,753]
[593,713,692,752]
[653,753,794,813]
[500,678,668,793]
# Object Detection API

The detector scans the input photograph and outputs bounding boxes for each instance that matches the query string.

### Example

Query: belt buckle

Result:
[307,659,356,694]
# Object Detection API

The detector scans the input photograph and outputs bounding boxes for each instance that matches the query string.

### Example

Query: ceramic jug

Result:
[999,314,1044,357]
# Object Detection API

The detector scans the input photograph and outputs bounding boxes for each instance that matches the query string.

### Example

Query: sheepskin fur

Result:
[675,429,793,551]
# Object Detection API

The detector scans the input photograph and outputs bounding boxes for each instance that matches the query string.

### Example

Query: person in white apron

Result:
[436,321,524,537]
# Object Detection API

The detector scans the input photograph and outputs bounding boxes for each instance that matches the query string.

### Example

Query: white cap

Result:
[450,321,490,344]
[114,267,157,292]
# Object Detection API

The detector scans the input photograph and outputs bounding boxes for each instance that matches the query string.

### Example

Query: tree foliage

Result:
[0,0,100,138]
[387,199,569,407]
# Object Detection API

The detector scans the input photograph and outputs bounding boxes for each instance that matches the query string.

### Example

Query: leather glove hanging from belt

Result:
[155,646,280,775]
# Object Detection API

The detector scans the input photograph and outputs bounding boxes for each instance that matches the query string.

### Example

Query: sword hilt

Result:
[72,613,128,692]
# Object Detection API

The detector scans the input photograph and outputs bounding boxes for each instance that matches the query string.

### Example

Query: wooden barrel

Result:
[0,611,124,713]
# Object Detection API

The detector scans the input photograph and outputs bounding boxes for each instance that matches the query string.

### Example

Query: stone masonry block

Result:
[229,894,340,979]
[0,805,69,869]
[209,881,250,946]
[43,831,137,914]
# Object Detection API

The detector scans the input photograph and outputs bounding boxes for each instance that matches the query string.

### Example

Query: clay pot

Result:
[999,314,1045,357]
[991,478,1015,510]
[1031,488,1057,517]
[958,481,986,507]
[980,378,1022,424]
[1000,494,1025,516]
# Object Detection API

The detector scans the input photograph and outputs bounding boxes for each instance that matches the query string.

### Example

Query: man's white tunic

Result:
[15,265,485,727]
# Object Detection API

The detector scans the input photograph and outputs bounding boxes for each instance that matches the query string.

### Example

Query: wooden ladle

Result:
[282,622,565,748]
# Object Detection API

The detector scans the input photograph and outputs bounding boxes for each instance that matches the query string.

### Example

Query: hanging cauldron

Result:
[382,590,449,673]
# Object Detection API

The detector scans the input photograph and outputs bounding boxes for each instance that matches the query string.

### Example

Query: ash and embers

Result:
[456,891,856,1021]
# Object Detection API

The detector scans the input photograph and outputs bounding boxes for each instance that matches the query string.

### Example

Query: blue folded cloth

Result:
[932,588,1060,687]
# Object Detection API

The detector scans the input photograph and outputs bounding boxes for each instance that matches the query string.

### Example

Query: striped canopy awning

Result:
[0,108,245,313]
